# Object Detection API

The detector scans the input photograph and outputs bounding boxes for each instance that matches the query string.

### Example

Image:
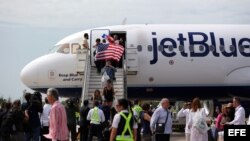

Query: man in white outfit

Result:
[40,97,51,141]
[227,97,246,125]
[177,102,191,141]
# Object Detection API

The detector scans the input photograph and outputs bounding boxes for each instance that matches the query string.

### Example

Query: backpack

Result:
[193,109,208,134]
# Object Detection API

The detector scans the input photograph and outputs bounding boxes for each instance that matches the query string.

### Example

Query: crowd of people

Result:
[1,90,250,141]
[177,97,249,141]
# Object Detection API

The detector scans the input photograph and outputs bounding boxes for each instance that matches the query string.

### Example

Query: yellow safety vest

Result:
[116,112,134,141]
[133,105,142,123]
[91,107,100,123]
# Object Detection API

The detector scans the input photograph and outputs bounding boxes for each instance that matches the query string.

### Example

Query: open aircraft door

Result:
[90,29,110,66]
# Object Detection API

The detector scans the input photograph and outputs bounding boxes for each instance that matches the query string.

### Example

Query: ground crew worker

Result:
[110,99,138,141]
[87,100,105,141]
[132,99,142,141]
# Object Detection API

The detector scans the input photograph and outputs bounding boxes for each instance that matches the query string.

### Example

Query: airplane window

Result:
[189,45,194,52]
[199,45,204,52]
[72,43,81,54]
[148,45,153,52]
[229,45,235,52]
[137,45,142,52]
[179,45,184,52]
[209,45,215,52]
[158,45,163,52]
[168,45,174,51]
[49,45,60,54]
[239,45,244,52]
[57,43,70,54]
[220,45,225,52]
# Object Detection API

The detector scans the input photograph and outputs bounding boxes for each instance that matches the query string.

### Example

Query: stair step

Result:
[82,65,125,103]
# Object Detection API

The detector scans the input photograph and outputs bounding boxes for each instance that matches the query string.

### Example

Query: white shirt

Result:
[40,103,51,126]
[229,105,246,125]
[177,108,190,134]
[188,108,207,128]
[87,107,105,125]
[83,39,89,49]
[247,115,250,125]
[112,110,138,129]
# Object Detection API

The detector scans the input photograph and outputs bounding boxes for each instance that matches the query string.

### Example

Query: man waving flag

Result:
[95,34,124,62]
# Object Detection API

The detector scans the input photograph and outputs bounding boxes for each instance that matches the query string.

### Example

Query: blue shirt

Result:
[150,107,172,134]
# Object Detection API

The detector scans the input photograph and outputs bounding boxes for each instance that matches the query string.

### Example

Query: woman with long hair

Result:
[92,89,102,104]
[188,97,208,141]
[103,80,115,107]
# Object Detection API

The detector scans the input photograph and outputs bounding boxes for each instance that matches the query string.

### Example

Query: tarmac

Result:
[89,131,186,141]
[170,132,186,141]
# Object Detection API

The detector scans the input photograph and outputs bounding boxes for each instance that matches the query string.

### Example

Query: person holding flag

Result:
[95,34,124,65]
[93,38,108,73]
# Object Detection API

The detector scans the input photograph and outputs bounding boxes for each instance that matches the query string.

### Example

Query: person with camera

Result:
[65,98,78,141]
[150,98,172,141]
[22,92,43,141]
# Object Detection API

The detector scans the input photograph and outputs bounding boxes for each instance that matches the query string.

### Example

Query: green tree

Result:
[0,96,7,107]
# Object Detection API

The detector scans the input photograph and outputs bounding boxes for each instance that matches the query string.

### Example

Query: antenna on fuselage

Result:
[122,17,127,25]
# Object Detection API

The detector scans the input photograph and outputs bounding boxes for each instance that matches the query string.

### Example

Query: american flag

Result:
[95,43,124,61]
[96,43,109,52]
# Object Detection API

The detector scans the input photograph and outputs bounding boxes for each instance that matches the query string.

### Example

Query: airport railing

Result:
[123,56,128,99]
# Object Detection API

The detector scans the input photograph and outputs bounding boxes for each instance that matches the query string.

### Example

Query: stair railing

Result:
[81,50,91,105]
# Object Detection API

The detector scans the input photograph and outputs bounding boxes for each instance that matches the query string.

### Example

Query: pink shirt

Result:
[215,113,223,130]
[44,101,69,141]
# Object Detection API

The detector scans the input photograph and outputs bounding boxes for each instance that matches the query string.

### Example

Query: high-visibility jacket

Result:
[133,105,142,123]
[116,112,134,141]
[91,107,100,123]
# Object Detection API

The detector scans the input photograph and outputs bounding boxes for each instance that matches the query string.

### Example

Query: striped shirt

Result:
[45,101,69,141]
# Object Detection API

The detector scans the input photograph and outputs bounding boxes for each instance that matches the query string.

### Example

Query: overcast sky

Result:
[0,0,250,100]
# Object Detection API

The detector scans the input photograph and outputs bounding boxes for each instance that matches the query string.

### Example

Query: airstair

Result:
[77,49,126,106]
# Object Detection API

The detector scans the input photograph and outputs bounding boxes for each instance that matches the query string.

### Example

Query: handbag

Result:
[155,111,169,134]
[193,109,208,134]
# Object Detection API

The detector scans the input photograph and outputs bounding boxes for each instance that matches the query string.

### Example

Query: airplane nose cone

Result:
[20,60,39,87]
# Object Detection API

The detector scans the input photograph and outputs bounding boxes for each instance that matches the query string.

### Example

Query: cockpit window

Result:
[49,45,60,54]
[57,43,70,54]
[71,43,81,54]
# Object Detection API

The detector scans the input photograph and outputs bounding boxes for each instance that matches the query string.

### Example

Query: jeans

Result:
[25,126,40,141]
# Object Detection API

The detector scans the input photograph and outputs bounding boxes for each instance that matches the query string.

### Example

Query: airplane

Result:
[20,24,250,101]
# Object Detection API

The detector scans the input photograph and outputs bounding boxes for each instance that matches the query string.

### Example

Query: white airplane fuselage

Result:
[21,24,250,99]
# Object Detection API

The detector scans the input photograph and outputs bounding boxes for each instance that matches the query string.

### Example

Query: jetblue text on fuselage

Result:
[150,32,250,64]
